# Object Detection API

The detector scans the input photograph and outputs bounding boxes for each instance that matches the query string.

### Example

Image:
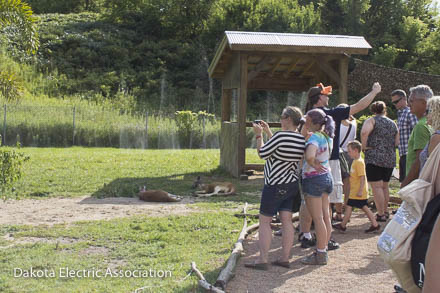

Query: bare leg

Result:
[322,193,332,243]
[340,205,353,228]
[342,177,350,207]
[300,201,312,233]
[305,195,327,250]
[383,181,390,215]
[362,205,378,227]
[257,214,273,263]
[279,211,294,262]
[370,181,385,216]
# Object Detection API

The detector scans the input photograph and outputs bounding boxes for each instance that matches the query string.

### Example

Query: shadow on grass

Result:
[89,166,262,206]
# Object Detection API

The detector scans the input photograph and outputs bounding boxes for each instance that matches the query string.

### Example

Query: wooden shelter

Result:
[208,31,371,177]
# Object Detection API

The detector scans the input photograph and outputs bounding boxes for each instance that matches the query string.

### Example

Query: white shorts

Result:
[329,159,343,203]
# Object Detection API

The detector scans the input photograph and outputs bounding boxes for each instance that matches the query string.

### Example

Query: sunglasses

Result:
[392,97,403,105]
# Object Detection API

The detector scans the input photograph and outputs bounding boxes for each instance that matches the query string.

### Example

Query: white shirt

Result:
[339,121,357,152]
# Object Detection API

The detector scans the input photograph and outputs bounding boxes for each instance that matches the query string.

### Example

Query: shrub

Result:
[0,140,29,201]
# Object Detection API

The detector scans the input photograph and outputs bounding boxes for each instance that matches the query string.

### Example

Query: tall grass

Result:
[0,97,221,148]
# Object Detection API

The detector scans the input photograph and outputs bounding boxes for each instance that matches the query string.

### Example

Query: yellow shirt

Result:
[349,158,368,200]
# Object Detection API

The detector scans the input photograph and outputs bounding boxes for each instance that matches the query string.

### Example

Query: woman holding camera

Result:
[245,106,305,270]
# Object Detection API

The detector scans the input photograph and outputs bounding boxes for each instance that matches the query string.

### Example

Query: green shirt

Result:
[406,117,432,176]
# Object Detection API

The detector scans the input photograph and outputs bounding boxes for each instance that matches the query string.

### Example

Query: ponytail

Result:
[323,115,335,138]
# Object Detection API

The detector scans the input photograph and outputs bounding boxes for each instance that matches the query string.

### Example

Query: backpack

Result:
[410,194,440,288]
[377,143,440,293]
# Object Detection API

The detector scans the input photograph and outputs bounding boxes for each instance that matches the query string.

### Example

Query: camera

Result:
[254,120,262,124]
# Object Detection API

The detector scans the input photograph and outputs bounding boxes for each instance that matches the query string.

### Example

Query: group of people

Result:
[244,81,440,279]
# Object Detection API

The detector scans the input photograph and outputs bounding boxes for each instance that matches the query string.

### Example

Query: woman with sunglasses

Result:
[245,106,306,270]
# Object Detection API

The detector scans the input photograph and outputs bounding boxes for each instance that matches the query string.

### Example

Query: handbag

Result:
[377,143,440,293]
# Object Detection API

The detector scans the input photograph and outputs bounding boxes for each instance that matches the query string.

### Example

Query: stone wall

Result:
[348,58,440,99]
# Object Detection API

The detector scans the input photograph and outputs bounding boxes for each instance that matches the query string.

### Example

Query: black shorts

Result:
[347,199,368,209]
[260,180,300,217]
[366,164,393,182]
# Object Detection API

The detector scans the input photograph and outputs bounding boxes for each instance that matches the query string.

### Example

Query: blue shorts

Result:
[301,173,333,197]
[259,180,300,217]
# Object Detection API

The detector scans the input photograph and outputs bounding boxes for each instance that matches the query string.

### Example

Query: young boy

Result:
[333,140,381,233]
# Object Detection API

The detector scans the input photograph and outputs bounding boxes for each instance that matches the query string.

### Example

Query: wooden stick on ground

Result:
[191,262,224,293]
[214,203,249,290]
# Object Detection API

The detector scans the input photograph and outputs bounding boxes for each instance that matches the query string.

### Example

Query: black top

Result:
[319,106,350,160]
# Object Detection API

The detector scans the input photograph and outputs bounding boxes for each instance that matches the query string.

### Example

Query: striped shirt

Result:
[397,107,418,156]
[259,131,306,185]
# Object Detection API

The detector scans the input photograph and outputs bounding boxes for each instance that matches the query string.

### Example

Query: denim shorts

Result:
[301,173,333,197]
[259,180,300,217]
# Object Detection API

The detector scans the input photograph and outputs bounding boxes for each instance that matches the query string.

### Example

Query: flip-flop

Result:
[271,259,290,268]
[244,261,268,270]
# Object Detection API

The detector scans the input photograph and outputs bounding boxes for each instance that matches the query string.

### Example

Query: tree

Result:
[0,0,39,54]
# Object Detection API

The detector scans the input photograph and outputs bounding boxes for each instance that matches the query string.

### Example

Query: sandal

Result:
[332,212,343,222]
[244,261,268,270]
[271,259,290,268]
[385,211,390,219]
[376,214,387,222]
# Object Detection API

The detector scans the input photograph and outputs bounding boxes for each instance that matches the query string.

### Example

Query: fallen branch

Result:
[215,203,249,290]
[191,262,224,293]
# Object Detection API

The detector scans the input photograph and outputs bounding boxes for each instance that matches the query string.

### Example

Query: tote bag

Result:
[377,143,440,293]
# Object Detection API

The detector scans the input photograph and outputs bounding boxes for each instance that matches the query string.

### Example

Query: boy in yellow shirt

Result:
[333,140,380,233]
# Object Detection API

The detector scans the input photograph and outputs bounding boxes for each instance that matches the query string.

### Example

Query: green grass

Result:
[13,147,263,199]
[0,212,245,293]
[0,147,263,292]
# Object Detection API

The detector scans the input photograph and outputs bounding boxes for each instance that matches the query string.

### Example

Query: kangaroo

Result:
[192,176,236,197]
[138,186,182,202]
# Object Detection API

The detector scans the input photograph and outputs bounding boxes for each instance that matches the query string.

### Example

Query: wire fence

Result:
[0,104,221,149]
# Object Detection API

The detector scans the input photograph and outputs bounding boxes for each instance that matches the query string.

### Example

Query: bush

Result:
[0,141,29,201]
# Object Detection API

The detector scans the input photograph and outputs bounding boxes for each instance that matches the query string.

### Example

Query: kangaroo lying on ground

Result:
[192,176,236,197]
[138,186,182,202]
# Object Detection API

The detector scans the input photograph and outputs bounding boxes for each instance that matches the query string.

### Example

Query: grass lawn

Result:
[0,147,263,292]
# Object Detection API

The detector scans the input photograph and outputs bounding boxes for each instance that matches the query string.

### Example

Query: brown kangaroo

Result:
[138,186,182,202]
[192,176,236,197]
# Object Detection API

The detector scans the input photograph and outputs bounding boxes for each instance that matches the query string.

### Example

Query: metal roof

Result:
[225,31,372,49]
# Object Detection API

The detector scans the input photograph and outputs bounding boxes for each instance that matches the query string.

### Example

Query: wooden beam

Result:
[338,56,349,104]
[238,53,248,176]
[299,60,316,78]
[283,57,302,78]
[268,57,283,77]
[247,56,272,82]
[248,76,311,91]
[221,88,232,121]
[316,57,341,84]
[244,164,264,171]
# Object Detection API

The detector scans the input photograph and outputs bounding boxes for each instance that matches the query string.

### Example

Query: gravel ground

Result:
[227,211,398,293]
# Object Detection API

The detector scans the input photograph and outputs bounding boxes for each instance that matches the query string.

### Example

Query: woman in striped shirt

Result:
[244,106,305,270]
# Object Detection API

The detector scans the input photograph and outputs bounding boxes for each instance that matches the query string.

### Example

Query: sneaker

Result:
[274,229,282,236]
[327,239,340,251]
[332,223,346,232]
[300,235,316,248]
[365,224,381,233]
[301,250,328,265]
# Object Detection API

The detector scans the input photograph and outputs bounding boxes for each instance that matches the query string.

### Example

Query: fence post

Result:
[72,106,76,146]
[202,116,206,149]
[145,111,148,149]
[2,104,6,146]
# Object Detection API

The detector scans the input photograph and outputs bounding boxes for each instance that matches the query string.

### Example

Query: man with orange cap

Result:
[299,82,381,251]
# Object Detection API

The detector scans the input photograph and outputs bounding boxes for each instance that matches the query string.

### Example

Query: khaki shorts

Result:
[329,159,343,203]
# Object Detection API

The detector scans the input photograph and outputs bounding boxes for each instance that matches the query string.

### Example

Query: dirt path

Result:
[227,212,397,293]
[0,196,197,226]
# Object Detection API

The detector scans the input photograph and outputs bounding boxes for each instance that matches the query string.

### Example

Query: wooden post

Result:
[221,88,232,122]
[339,56,349,104]
[145,111,148,149]
[72,106,76,145]
[237,53,248,176]
[2,104,6,146]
